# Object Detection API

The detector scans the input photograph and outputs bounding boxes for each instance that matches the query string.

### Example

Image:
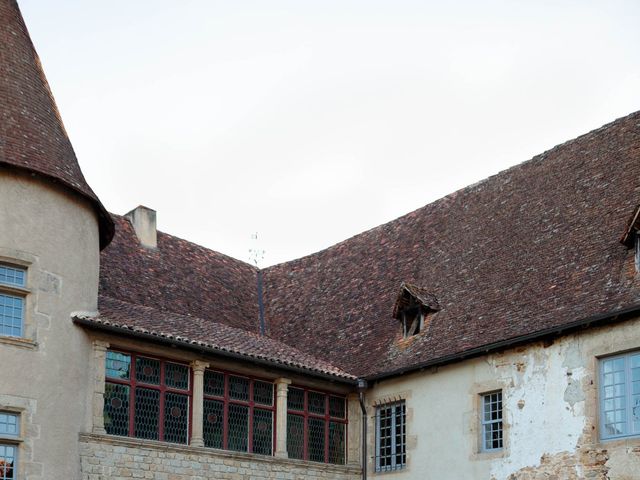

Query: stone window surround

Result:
[0,251,36,349]
[374,399,406,473]
[91,339,360,466]
[0,395,38,480]
[366,390,414,475]
[469,379,509,460]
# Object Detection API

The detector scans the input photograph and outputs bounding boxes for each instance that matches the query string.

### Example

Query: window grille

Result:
[600,351,640,439]
[104,350,191,444]
[202,370,275,455]
[0,412,19,480]
[375,400,406,472]
[286,387,347,464]
[481,391,503,451]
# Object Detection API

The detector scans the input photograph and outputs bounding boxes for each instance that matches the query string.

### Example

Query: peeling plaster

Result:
[490,338,588,480]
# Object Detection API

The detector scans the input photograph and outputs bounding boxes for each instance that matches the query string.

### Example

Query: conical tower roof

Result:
[0,0,114,248]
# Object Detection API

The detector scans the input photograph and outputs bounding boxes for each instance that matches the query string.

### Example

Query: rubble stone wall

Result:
[79,433,361,480]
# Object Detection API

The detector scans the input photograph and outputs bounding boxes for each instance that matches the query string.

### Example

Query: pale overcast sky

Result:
[19,0,640,266]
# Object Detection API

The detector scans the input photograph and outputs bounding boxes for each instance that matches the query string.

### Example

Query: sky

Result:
[19,0,640,267]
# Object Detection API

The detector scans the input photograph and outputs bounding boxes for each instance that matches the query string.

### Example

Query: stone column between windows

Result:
[190,360,210,447]
[274,377,292,458]
[347,393,362,467]
[92,340,110,434]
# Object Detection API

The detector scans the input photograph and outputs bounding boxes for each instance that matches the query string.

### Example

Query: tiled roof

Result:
[0,0,113,248]
[100,215,261,334]
[97,112,640,380]
[262,111,640,377]
[79,296,355,381]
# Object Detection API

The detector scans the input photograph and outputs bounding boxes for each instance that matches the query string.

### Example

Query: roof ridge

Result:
[263,109,640,270]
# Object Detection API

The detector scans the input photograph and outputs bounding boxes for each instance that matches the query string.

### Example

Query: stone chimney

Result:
[125,206,157,248]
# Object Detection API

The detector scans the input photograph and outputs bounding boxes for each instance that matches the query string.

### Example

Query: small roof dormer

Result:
[621,204,640,273]
[393,283,439,338]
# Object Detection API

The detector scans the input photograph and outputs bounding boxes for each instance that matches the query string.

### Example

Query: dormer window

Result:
[393,283,439,339]
[621,205,640,273]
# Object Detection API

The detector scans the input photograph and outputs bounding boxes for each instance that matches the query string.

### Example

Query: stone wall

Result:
[79,433,361,480]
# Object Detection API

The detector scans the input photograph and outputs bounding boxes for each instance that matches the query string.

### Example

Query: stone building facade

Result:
[1,1,640,479]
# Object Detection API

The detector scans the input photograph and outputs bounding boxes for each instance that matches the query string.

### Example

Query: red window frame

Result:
[202,369,276,455]
[286,386,348,464]
[104,350,193,443]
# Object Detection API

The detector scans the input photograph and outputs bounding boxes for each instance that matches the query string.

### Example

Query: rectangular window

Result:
[103,350,192,444]
[202,369,275,456]
[286,387,347,464]
[0,265,26,289]
[481,391,503,451]
[600,351,640,439]
[0,264,26,338]
[0,412,19,480]
[375,400,406,472]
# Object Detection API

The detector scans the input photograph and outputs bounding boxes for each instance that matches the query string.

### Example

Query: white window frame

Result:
[599,350,640,440]
[480,391,503,452]
[0,411,20,480]
[374,400,406,472]
[0,263,28,338]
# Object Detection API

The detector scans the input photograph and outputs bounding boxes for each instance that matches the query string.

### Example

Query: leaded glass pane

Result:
[287,387,304,411]
[229,376,250,401]
[329,396,346,419]
[253,381,274,406]
[0,264,25,288]
[164,392,189,444]
[203,399,224,449]
[165,363,189,390]
[308,391,326,415]
[204,370,224,397]
[0,444,16,480]
[252,408,273,455]
[104,383,130,437]
[0,413,18,437]
[308,417,326,462]
[0,294,23,337]
[329,422,345,464]
[228,404,249,452]
[106,351,131,379]
[286,414,304,460]
[134,387,160,440]
[135,357,160,385]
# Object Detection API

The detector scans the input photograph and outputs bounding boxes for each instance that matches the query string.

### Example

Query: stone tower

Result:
[0,0,113,477]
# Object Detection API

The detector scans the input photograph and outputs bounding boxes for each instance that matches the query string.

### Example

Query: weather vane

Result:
[248,232,266,268]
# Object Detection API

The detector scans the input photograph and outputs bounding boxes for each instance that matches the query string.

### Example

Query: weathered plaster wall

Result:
[0,169,100,479]
[79,433,361,480]
[366,316,640,480]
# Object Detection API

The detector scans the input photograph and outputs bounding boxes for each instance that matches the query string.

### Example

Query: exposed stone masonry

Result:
[79,434,360,480]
